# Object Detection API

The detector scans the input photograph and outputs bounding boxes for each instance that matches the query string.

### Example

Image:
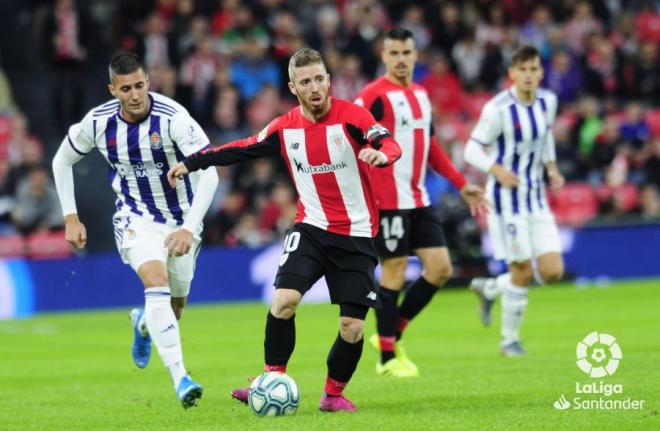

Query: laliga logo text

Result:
[553,332,645,411]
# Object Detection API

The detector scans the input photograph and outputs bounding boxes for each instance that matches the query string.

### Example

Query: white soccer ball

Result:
[248,372,300,417]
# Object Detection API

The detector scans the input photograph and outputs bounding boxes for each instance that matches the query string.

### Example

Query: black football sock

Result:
[375,286,400,363]
[264,311,295,367]
[397,276,439,339]
[326,332,364,390]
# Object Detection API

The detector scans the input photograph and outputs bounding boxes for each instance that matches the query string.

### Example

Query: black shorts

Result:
[274,223,380,309]
[375,206,447,258]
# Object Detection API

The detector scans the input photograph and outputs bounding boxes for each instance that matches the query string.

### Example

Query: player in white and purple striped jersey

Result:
[463,46,565,357]
[52,52,218,408]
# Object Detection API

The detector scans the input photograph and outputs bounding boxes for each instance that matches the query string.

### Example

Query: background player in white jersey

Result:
[51,52,219,407]
[355,28,487,377]
[463,46,565,356]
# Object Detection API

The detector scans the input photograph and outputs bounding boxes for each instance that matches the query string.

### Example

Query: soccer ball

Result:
[248,372,300,417]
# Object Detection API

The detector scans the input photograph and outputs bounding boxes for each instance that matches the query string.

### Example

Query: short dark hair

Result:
[108,52,144,81]
[288,48,325,80]
[385,28,414,42]
[510,45,540,66]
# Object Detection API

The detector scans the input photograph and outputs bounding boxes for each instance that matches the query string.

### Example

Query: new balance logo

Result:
[290,142,300,150]
[293,158,348,174]
[366,291,377,301]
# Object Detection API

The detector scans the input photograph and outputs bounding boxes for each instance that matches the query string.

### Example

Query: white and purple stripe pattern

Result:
[487,89,555,216]
[87,93,202,226]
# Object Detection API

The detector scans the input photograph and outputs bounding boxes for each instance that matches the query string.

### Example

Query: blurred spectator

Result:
[135,13,179,71]
[0,160,14,234]
[229,37,281,101]
[211,0,240,37]
[476,3,515,48]
[149,66,193,113]
[634,4,660,44]
[231,212,269,248]
[209,92,250,144]
[0,67,17,115]
[620,101,651,151]
[177,15,211,59]
[6,114,42,170]
[582,35,623,97]
[217,5,269,56]
[211,189,245,245]
[430,2,466,58]
[574,96,603,177]
[42,0,91,134]
[422,53,463,118]
[590,117,620,182]
[399,5,431,51]
[451,28,484,89]
[11,165,63,235]
[563,1,603,56]
[544,50,583,103]
[643,138,660,189]
[179,37,222,117]
[637,184,660,219]
[169,0,196,43]
[630,42,659,103]
[330,53,367,102]
[519,5,556,51]
[259,181,296,236]
[554,119,580,181]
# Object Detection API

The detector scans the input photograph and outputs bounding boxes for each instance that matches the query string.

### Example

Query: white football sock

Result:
[483,273,510,300]
[144,287,187,388]
[501,282,528,345]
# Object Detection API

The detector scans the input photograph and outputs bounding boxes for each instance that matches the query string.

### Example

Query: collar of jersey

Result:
[508,87,537,107]
[116,94,155,125]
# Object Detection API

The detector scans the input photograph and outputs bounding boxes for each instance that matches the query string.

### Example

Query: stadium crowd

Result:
[0,0,658,252]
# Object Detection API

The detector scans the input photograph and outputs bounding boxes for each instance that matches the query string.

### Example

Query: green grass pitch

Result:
[1,279,659,430]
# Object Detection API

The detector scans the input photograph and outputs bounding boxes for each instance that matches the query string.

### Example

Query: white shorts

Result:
[487,211,561,263]
[113,214,201,297]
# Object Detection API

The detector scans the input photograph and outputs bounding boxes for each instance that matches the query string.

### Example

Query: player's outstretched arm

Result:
[52,130,88,250]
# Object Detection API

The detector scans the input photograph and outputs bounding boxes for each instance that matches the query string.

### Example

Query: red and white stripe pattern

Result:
[356,78,436,210]
[186,98,401,238]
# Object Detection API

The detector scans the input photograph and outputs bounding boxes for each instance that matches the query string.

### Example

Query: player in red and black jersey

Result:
[355,28,487,376]
[169,48,401,412]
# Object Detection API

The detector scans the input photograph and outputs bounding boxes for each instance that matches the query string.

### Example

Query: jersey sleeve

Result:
[170,110,211,157]
[427,137,467,190]
[67,112,96,155]
[354,91,385,121]
[468,102,501,146]
[541,92,559,163]
[346,104,401,166]
[184,118,282,172]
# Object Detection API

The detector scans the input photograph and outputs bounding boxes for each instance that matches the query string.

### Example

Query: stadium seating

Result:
[549,182,599,226]
[25,231,71,259]
[0,234,26,258]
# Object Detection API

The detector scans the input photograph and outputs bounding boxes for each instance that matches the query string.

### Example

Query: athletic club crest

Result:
[150,131,163,150]
[330,134,344,148]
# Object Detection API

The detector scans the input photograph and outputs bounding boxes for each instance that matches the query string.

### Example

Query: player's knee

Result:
[540,265,564,283]
[511,265,534,286]
[381,257,408,288]
[339,317,364,343]
[424,263,453,287]
[271,300,298,319]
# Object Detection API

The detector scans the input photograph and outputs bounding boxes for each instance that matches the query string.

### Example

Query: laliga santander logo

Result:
[576,331,622,378]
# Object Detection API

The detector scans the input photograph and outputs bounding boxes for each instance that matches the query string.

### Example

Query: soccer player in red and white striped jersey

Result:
[355,28,487,377]
[168,48,401,412]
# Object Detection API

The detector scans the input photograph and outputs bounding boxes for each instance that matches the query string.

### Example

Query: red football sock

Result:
[324,376,347,396]
[264,364,287,373]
